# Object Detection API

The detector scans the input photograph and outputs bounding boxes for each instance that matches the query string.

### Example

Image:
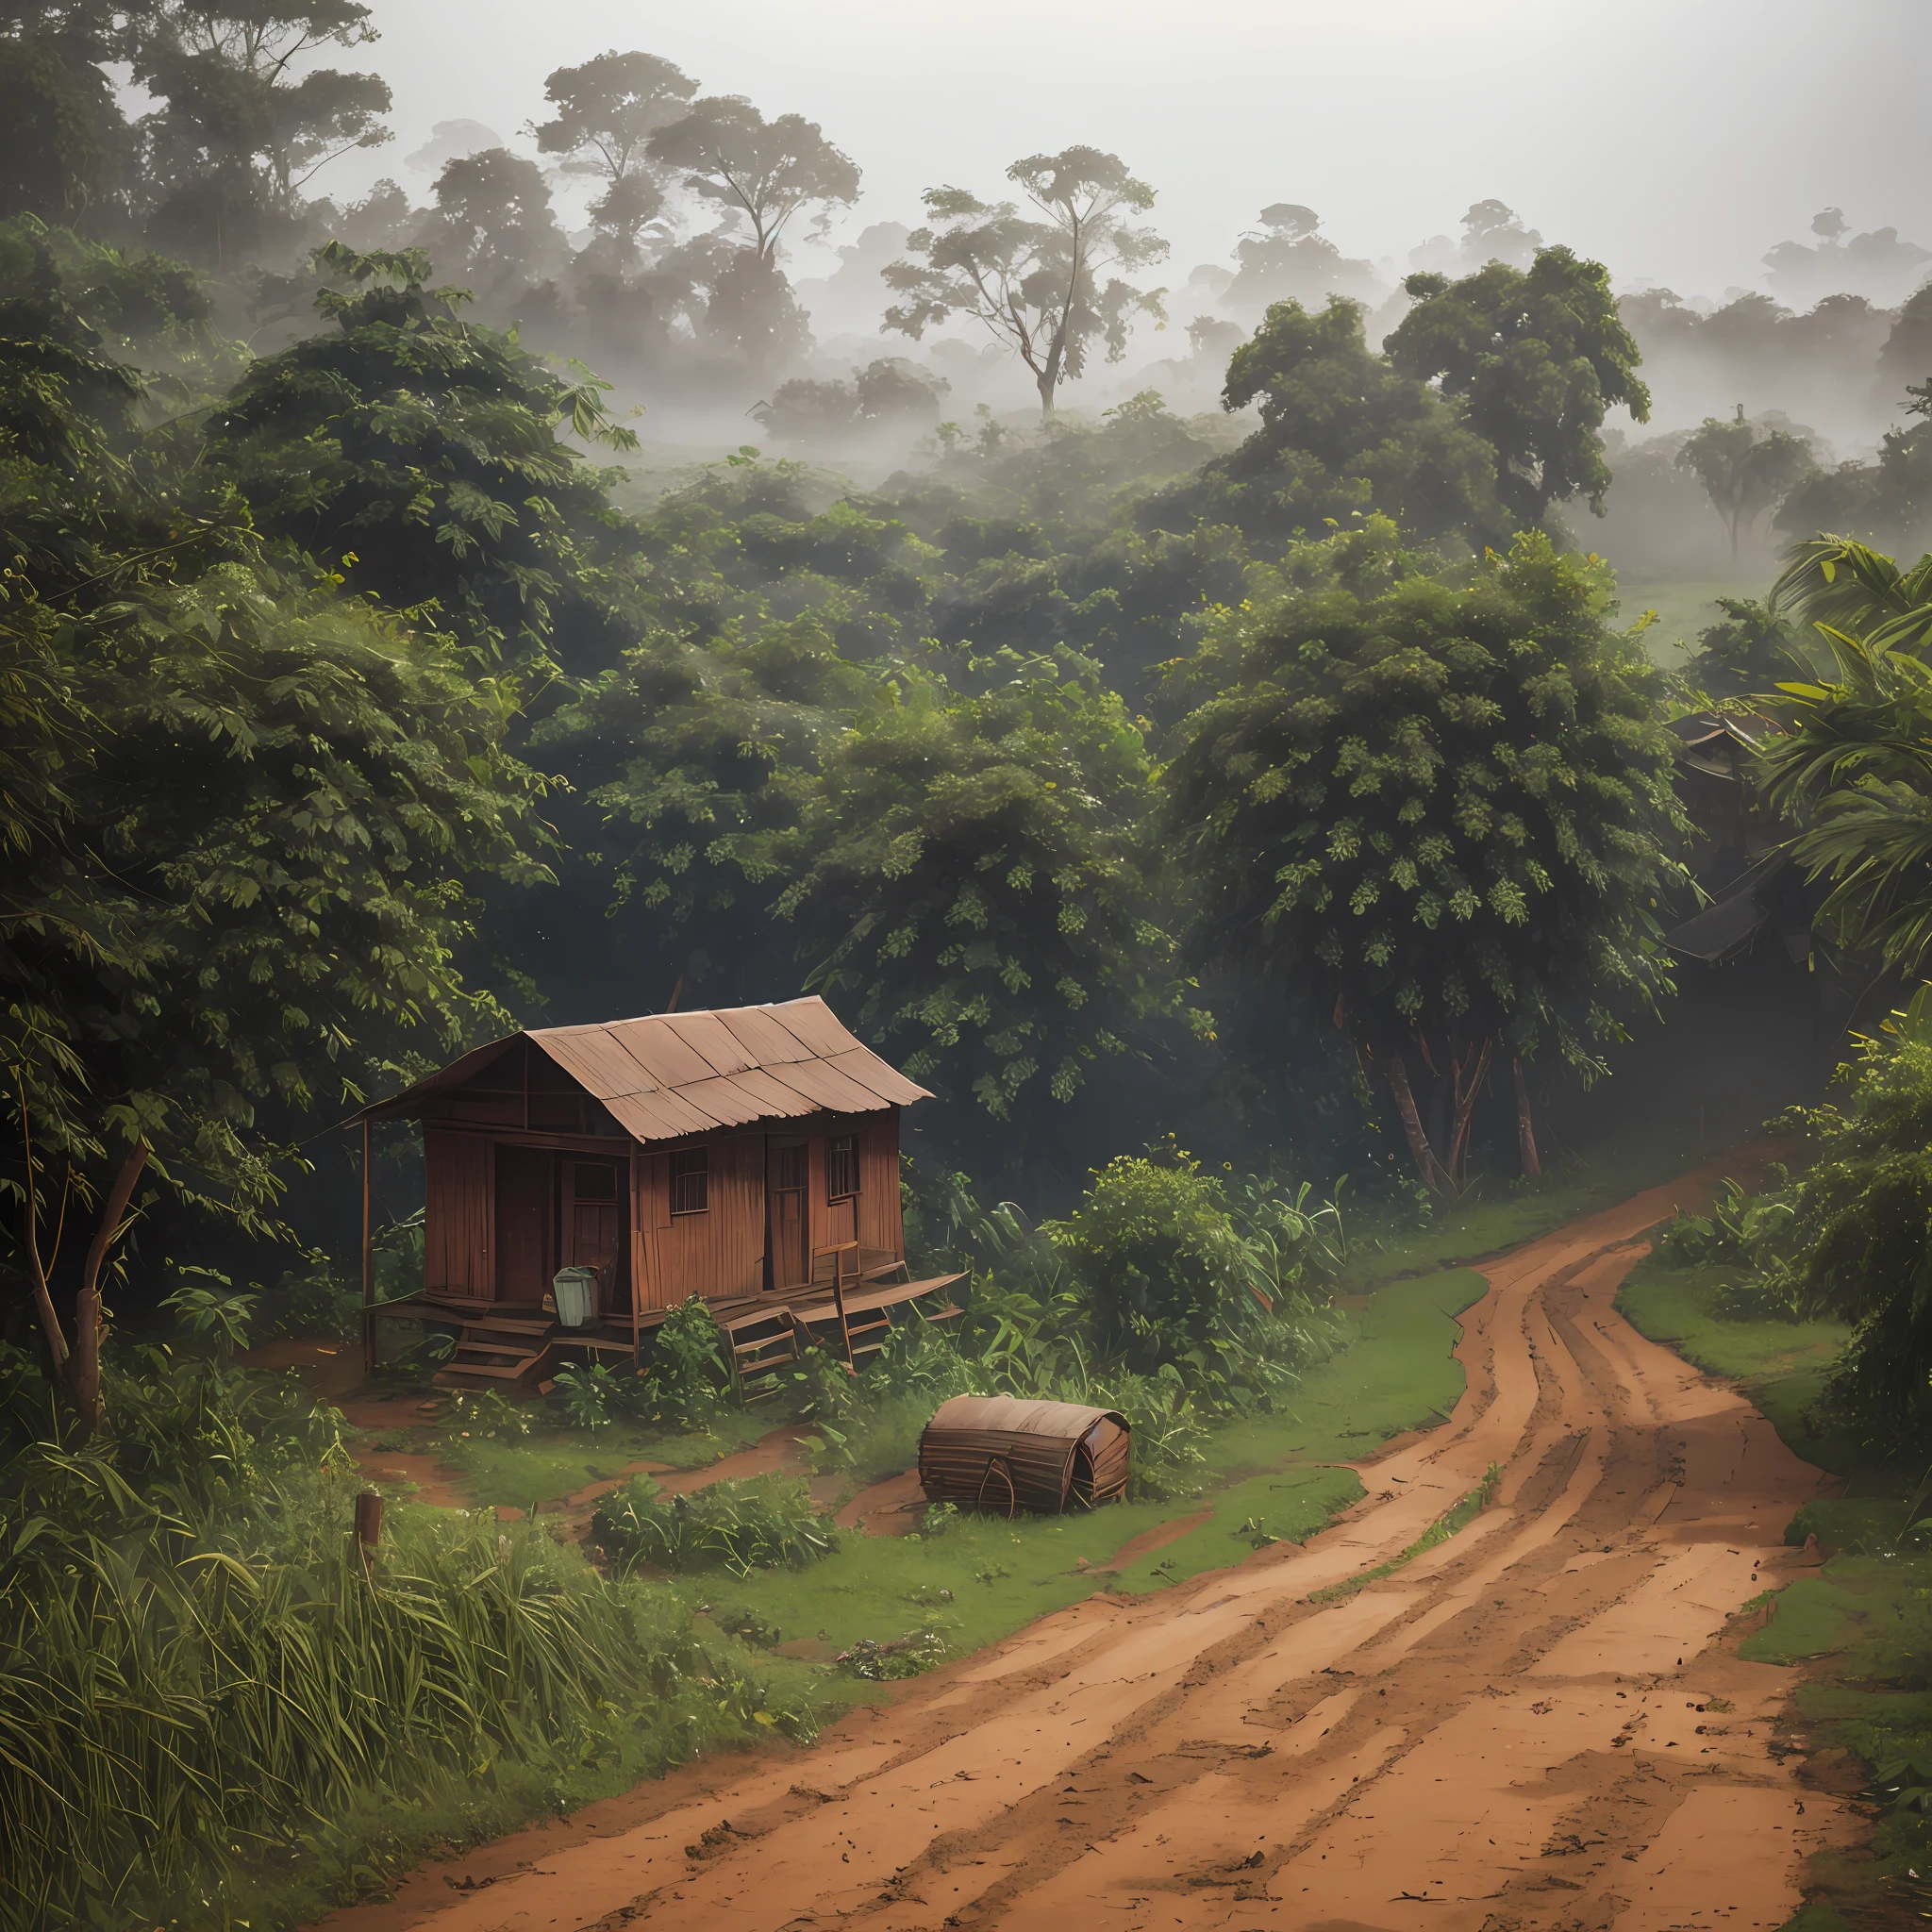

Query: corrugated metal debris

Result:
[918,1395,1130,1515]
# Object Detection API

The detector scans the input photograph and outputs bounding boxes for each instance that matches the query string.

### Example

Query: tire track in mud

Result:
[327,1153,1859,1932]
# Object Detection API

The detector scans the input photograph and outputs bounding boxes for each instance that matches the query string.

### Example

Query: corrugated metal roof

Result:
[358,997,929,1141]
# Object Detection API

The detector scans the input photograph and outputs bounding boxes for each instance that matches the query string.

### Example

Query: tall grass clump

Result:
[0,1334,810,1931]
[592,1473,838,1576]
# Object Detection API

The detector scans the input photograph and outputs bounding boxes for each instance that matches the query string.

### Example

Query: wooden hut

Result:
[918,1395,1130,1515]
[355,998,961,1390]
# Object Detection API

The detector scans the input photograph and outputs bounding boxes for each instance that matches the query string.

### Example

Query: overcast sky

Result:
[327,0,1932,300]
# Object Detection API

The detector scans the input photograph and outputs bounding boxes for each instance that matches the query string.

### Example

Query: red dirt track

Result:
[327,1154,1859,1932]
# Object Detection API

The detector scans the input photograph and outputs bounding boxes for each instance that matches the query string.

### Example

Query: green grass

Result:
[1739,1576,1862,1663]
[1615,1254,1861,1478]
[439,1411,774,1513]
[703,1267,1486,1683]
[1341,1120,1720,1294]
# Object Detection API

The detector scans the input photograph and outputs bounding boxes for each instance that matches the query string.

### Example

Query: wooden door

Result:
[767,1138,808,1291]
[493,1143,552,1303]
[424,1128,491,1297]
[562,1159,625,1310]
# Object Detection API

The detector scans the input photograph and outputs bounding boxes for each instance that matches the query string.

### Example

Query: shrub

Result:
[1680,987,1932,1443]
[553,1360,618,1431]
[641,1296,729,1426]
[591,1474,838,1577]
[1052,1148,1257,1360]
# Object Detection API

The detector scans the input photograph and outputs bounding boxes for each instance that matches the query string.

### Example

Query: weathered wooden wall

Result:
[424,1128,491,1297]
[859,1109,903,1256]
[638,1132,767,1309]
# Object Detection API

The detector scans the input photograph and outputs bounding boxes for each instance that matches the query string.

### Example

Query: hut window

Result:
[826,1134,859,1201]
[670,1148,708,1215]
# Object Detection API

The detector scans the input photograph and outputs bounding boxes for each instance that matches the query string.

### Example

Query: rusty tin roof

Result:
[358,997,929,1145]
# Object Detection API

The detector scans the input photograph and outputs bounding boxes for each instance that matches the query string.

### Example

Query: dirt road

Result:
[339,1157,1858,1932]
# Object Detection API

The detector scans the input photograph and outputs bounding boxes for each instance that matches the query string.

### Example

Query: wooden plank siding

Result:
[403,1018,917,1317]
[638,1132,766,1310]
[424,1128,491,1297]
[858,1109,903,1256]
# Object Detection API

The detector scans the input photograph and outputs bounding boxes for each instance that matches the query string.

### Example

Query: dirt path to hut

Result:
[323,1153,1861,1932]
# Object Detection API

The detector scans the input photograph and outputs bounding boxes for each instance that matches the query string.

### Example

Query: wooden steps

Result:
[722,1306,800,1403]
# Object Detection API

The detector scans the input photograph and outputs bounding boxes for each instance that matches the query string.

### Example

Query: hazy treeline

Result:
[8,4,1932,521]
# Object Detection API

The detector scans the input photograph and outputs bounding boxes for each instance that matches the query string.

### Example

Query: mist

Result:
[336,0,1932,306]
[138,0,1903,593]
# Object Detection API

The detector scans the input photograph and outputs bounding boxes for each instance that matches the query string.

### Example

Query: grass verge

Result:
[1614,1247,1932,1926]
[1307,1462,1502,1607]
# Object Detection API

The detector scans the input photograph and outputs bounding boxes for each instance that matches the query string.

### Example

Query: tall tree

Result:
[1163,520,1685,1191]
[131,0,391,267]
[1222,203,1381,314]
[775,646,1186,1156]
[883,146,1168,422]
[1144,294,1509,553]
[203,242,636,672]
[1386,246,1650,528]
[530,48,695,266]
[646,93,858,259]
[416,145,568,299]
[0,1,130,223]
[0,226,547,1431]
[644,94,854,375]
[1674,406,1815,560]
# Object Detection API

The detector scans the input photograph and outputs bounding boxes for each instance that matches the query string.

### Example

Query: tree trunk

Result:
[65,1146,148,1441]
[1381,1052,1455,1196]
[1513,1058,1542,1180]
[1446,1038,1493,1191]
[19,1142,148,1441]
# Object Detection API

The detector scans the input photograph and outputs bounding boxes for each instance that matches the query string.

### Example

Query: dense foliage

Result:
[0,1338,808,1927]
[8,26,1932,1916]
[1162,520,1687,1188]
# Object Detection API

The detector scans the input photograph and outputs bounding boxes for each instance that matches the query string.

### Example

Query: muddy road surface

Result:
[336,1158,1857,1932]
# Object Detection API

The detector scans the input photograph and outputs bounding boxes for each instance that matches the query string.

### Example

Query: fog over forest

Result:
[80,0,1931,582]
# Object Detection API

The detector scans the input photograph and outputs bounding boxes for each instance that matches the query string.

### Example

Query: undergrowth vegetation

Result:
[780,1146,1351,1497]
[592,1474,838,1575]
[0,1326,812,1931]
[1650,984,1932,1452]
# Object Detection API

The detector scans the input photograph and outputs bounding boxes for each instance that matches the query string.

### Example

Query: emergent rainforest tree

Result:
[531,49,696,266]
[1675,407,1816,560]
[130,0,393,267]
[1164,519,1686,1192]
[883,146,1169,422]
[647,93,858,374]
